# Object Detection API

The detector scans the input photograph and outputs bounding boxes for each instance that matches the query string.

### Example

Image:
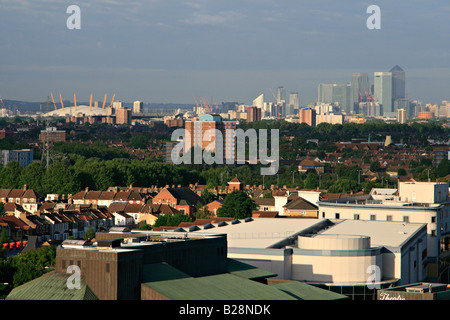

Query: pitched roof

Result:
[8,189,24,198]
[6,271,99,300]
[22,189,38,199]
[283,197,318,210]
[228,177,242,183]
[0,188,11,198]
[254,198,275,206]
[166,187,204,206]
[124,203,144,214]
[114,191,131,201]
[108,202,128,213]
[146,204,180,215]
[84,191,102,200]
[71,191,87,200]
[0,216,30,231]
[99,191,115,200]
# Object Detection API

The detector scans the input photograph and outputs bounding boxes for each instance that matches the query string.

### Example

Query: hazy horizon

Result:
[1,1,449,106]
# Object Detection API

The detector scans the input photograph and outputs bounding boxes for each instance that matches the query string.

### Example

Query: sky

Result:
[0,0,449,106]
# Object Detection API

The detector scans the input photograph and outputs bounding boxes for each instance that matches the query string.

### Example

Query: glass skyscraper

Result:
[374,72,393,116]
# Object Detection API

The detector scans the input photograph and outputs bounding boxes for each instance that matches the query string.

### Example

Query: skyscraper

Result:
[318,84,333,104]
[374,72,393,116]
[351,73,370,113]
[288,92,299,116]
[253,94,265,109]
[332,83,352,114]
[390,65,406,102]
[276,87,286,105]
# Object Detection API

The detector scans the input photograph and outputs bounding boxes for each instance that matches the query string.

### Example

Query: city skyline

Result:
[0,1,449,105]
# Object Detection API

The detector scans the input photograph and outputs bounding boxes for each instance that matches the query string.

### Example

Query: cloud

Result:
[181,10,245,26]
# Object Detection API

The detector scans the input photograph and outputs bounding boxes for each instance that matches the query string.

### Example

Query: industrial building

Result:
[318,181,450,282]
[175,216,428,299]
[6,229,347,300]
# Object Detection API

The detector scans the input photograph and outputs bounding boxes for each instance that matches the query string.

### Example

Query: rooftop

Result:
[319,220,426,248]
[189,217,326,249]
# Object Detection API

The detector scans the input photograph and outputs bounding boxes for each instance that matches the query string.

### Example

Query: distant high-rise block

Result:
[116,107,131,124]
[299,108,316,127]
[0,149,33,168]
[40,127,66,143]
[185,114,236,163]
[397,108,407,124]
[133,101,143,114]
[112,101,123,109]
[374,72,393,116]
[246,106,261,123]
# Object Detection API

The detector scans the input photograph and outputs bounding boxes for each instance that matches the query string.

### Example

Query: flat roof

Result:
[319,220,426,248]
[191,218,326,248]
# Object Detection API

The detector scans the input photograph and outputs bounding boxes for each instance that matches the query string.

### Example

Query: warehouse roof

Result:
[269,281,349,300]
[142,273,298,300]
[6,271,98,300]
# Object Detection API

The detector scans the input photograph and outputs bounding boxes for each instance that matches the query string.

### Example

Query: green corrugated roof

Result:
[269,281,349,300]
[143,273,298,300]
[142,262,192,283]
[225,258,278,280]
[6,271,99,300]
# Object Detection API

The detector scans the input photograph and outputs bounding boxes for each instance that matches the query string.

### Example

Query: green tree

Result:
[19,162,45,194]
[42,162,80,194]
[217,190,256,219]
[130,135,149,149]
[0,162,23,188]
[370,161,382,172]
[200,190,215,204]
[0,228,10,244]
[83,225,96,241]
[153,213,192,228]
[437,159,450,178]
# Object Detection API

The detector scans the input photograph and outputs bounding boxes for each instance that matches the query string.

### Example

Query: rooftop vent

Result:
[62,239,92,247]
[109,226,131,233]
[96,239,122,249]
[217,221,228,227]
[203,223,215,230]
[188,225,201,232]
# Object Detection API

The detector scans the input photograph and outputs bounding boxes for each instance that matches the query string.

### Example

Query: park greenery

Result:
[0,120,448,198]
[0,245,56,299]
